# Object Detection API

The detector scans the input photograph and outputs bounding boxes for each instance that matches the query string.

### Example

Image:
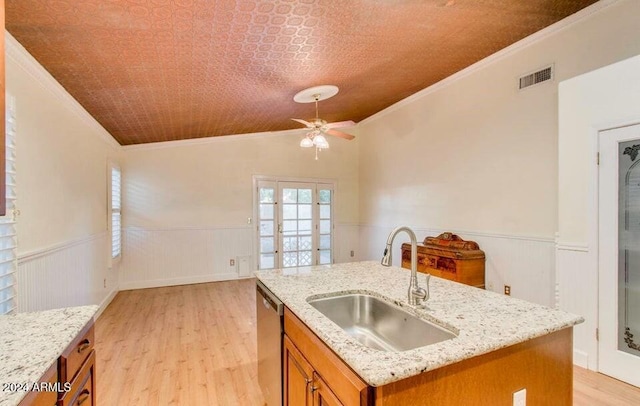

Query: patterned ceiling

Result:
[6,0,598,145]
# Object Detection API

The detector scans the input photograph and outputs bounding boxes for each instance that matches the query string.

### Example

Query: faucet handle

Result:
[424,274,430,301]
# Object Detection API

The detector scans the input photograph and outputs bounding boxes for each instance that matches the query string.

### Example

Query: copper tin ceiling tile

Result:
[6,0,597,145]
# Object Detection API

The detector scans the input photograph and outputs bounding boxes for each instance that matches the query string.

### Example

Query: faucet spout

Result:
[380,226,429,306]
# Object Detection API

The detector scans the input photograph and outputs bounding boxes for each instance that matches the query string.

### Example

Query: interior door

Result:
[598,124,640,387]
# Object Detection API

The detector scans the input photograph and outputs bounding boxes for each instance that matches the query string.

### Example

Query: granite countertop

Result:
[0,305,99,406]
[255,261,583,387]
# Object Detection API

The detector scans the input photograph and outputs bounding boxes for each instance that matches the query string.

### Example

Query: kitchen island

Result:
[255,261,583,405]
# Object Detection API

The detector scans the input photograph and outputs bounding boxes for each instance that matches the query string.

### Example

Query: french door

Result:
[256,179,334,270]
[598,124,640,387]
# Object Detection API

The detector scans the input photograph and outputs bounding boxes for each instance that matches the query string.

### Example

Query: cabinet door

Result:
[283,336,313,406]
[312,372,343,406]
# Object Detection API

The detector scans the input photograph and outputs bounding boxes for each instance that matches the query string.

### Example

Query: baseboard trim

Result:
[573,349,589,369]
[95,287,119,320]
[120,273,240,291]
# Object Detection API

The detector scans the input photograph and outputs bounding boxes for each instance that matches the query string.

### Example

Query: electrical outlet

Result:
[350,250,355,258]
[513,388,526,406]
[230,259,235,267]
[103,278,107,288]
[504,285,511,296]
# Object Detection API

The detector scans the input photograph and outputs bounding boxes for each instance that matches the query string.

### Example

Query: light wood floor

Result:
[95,279,640,405]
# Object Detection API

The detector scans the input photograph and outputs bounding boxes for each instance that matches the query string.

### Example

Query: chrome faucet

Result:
[381,226,429,306]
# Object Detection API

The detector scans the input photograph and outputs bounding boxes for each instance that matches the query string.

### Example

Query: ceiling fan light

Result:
[313,134,328,146]
[300,137,314,148]
[315,139,329,150]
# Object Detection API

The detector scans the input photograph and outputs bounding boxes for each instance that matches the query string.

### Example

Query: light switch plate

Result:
[513,388,526,406]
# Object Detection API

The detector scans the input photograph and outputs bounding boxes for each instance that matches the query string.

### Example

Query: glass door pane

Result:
[619,140,640,356]
[317,186,333,265]
[258,182,277,270]
[279,184,314,268]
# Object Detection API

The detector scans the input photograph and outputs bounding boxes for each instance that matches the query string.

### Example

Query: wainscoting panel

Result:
[359,225,556,307]
[556,243,595,369]
[121,224,361,290]
[120,226,254,290]
[16,232,118,315]
[334,223,360,263]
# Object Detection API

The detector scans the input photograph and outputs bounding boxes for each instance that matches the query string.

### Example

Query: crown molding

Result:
[122,127,305,151]
[4,31,121,148]
[358,0,621,127]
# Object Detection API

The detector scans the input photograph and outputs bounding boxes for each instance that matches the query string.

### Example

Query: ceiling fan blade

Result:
[325,120,356,129]
[291,118,314,128]
[325,129,356,141]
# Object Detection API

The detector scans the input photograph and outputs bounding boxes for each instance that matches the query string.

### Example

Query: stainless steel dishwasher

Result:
[256,280,283,406]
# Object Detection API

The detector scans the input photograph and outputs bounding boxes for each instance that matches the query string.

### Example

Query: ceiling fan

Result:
[291,85,355,159]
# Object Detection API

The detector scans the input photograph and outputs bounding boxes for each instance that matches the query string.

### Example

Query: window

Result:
[255,178,334,270]
[0,96,17,315]
[110,165,121,259]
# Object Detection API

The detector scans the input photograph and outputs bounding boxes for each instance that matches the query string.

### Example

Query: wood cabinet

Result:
[283,335,314,406]
[58,322,95,406]
[284,309,369,406]
[401,232,485,288]
[283,336,343,406]
[284,306,574,405]
[312,373,342,406]
[17,363,58,406]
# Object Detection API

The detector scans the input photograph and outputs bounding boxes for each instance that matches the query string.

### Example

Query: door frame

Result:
[596,123,640,387]
[252,175,337,270]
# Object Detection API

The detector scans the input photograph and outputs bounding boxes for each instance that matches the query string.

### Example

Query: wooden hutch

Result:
[401,232,485,288]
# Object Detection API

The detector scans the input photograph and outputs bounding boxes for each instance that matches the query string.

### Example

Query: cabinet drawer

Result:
[59,350,95,406]
[59,323,94,384]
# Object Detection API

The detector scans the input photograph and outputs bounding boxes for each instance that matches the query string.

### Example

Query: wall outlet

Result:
[103,278,107,288]
[504,285,511,295]
[350,250,355,258]
[230,259,235,266]
[513,388,526,406]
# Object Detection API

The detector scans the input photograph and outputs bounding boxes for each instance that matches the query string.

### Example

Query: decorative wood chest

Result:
[401,232,485,289]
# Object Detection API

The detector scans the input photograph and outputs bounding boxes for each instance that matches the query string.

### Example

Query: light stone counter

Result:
[0,305,98,406]
[255,261,583,387]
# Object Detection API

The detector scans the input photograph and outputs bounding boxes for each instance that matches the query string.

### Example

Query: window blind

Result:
[111,166,121,259]
[0,98,18,315]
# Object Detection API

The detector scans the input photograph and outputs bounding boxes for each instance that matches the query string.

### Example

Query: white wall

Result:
[357,0,640,309]
[5,33,122,314]
[120,132,360,289]
[558,54,640,369]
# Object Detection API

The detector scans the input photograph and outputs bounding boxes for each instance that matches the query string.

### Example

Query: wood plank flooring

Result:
[94,279,640,405]
[94,279,264,405]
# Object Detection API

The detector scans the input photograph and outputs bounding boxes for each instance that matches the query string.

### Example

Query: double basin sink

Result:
[307,292,457,352]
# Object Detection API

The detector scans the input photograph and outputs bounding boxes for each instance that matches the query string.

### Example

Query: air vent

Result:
[519,65,553,90]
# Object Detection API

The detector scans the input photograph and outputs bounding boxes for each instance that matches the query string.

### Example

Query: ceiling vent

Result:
[518,65,553,90]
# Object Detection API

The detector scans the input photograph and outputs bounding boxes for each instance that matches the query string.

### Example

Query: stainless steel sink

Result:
[307,293,457,352]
